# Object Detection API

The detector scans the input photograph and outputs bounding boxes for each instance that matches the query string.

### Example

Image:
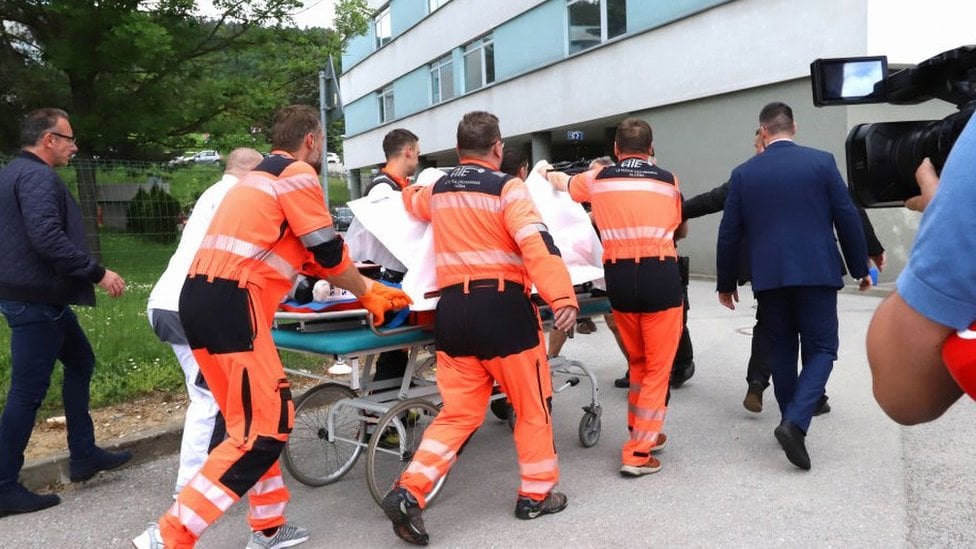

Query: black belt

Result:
[441,279,525,294]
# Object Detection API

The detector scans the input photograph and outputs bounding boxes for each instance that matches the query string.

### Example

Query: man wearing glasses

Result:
[0,108,130,517]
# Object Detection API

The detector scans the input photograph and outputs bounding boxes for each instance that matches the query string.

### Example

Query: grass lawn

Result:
[0,172,351,416]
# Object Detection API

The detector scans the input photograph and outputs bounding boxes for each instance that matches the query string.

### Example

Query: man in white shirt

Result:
[146,147,263,496]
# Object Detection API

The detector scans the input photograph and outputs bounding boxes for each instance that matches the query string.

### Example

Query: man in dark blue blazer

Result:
[716,102,872,470]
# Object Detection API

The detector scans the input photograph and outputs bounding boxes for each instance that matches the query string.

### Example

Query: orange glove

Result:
[359,291,391,326]
[371,282,413,310]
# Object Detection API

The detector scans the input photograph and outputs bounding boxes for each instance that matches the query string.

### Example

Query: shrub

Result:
[126,185,182,243]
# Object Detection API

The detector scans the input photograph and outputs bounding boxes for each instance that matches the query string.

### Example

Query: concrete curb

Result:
[21,420,184,492]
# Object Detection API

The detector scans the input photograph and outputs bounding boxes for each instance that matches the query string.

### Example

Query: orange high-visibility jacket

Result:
[403,159,577,312]
[569,156,682,262]
[187,153,353,303]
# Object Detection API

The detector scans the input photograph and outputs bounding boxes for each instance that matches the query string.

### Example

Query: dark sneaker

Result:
[515,491,568,520]
[669,361,695,388]
[382,487,429,546]
[813,395,831,416]
[620,456,662,477]
[70,446,133,482]
[0,482,60,517]
[613,371,630,389]
[743,381,765,413]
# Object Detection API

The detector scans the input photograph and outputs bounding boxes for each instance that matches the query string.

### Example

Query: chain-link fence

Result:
[0,155,350,412]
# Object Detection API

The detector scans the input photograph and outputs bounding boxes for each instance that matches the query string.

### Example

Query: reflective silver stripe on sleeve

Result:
[513,222,548,243]
[300,226,338,248]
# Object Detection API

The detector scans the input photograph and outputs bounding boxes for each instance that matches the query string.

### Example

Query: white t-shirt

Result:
[344,183,408,273]
[147,173,238,312]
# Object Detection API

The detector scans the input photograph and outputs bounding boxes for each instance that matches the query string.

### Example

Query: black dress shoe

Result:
[813,395,831,416]
[69,446,133,482]
[773,421,811,470]
[613,372,629,388]
[670,361,695,388]
[0,483,60,517]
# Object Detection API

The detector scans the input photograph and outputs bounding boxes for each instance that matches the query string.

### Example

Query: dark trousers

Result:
[755,287,838,433]
[374,350,409,382]
[0,300,97,488]
[673,256,693,366]
[747,303,771,387]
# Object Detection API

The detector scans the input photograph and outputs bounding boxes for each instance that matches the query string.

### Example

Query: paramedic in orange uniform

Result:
[543,117,685,478]
[381,111,579,546]
[133,105,409,549]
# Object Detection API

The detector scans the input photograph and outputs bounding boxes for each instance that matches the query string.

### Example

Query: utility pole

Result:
[318,67,329,206]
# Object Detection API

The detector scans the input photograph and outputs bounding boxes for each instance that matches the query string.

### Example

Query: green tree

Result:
[0,0,367,257]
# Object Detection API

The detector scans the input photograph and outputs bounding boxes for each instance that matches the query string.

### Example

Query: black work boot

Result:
[515,491,568,520]
[382,486,429,545]
[69,446,133,482]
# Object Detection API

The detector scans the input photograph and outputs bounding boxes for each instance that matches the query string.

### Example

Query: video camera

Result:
[810,45,976,207]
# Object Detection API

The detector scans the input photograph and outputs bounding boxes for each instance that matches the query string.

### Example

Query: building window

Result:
[378,86,395,123]
[430,54,454,104]
[428,0,451,13]
[463,34,495,93]
[567,0,626,55]
[374,6,392,49]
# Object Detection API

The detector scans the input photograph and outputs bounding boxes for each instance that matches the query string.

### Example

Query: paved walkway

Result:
[2,280,974,547]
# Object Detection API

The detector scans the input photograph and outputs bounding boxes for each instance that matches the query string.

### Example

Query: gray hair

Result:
[20,108,69,147]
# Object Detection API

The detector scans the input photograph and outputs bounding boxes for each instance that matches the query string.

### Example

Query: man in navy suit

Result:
[716,102,872,470]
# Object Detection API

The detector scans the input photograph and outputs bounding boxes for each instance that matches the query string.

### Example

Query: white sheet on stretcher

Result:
[348,165,604,310]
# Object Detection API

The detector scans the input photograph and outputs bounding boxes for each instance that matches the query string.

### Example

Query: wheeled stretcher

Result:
[271,291,609,507]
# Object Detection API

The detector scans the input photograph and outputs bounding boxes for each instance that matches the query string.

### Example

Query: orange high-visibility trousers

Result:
[613,305,683,466]
[159,285,294,548]
[398,337,558,508]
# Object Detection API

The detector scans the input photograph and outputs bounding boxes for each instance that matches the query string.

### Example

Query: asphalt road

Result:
[1,280,974,548]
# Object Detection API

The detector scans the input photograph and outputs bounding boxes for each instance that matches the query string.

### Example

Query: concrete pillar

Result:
[531,131,552,164]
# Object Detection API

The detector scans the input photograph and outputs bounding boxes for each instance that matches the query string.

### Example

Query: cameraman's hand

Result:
[906,157,939,212]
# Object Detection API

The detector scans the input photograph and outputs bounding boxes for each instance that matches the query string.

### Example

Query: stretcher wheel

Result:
[283,383,365,486]
[578,410,601,447]
[366,397,447,507]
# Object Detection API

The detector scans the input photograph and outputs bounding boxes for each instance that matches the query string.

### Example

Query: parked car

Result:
[191,150,222,164]
[331,205,354,232]
[326,152,341,165]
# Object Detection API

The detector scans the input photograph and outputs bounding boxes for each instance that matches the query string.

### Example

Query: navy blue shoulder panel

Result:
[432,165,513,197]
[596,158,676,185]
[256,155,297,177]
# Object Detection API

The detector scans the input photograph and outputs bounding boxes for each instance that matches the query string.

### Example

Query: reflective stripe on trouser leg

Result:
[482,334,559,500]
[398,351,492,508]
[159,297,293,545]
[247,461,290,531]
[614,306,683,465]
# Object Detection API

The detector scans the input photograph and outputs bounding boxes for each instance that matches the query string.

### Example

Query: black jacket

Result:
[0,152,104,306]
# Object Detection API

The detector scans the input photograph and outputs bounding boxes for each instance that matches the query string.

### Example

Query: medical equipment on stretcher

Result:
[271,290,610,506]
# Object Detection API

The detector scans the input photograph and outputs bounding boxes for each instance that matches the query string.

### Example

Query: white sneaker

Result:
[246,523,310,549]
[132,522,164,549]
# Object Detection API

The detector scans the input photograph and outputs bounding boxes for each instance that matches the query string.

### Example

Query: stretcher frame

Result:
[272,292,609,507]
